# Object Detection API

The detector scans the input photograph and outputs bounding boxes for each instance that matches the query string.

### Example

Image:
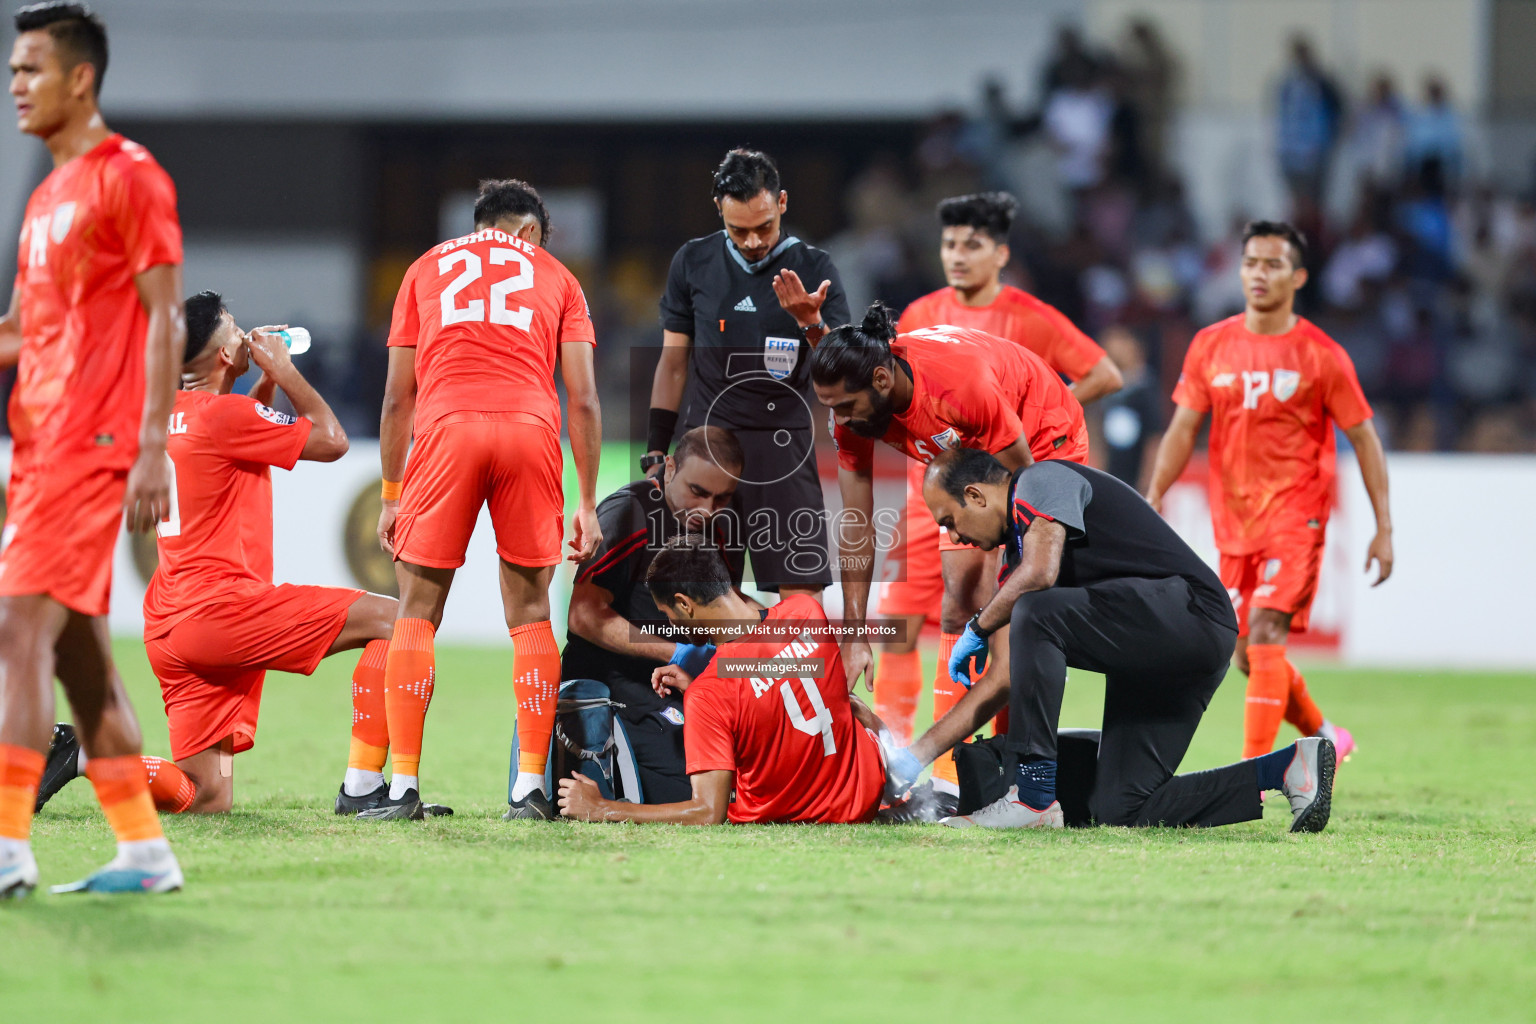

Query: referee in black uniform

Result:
[884,448,1336,833]
[646,148,849,597]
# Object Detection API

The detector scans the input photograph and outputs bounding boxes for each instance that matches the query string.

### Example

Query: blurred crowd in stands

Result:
[811,21,1536,455]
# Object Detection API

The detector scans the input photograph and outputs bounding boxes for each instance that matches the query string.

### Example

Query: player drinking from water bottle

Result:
[36,291,407,816]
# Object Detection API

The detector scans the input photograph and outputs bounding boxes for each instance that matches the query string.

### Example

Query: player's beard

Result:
[846,390,895,439]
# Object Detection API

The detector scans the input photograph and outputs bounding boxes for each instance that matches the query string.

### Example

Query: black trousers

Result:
[619,711,691,804]
[1004,576,1261,828]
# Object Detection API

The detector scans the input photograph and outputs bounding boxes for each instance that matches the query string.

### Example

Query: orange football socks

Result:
[872,649,923,745]
[141,756,197,814]
[86,756,164,843]
[930,632,967,789]
[1283,661,1325,738]
[385,618,436,792]
[0,745,44,843]
[349,639,391,774]
[510,621,560,786]
[1243,643,1291,759]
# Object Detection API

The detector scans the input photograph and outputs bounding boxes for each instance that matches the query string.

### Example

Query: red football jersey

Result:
[1172,315,1373,554]
[11,134,182,470]
[386,229,596,435]
[142,390,312,639]
[683,595,884,824]
[833,325,1088,473]
[898,285,1105,382]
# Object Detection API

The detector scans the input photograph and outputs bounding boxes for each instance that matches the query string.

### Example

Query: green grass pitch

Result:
[3,643,1533,1023]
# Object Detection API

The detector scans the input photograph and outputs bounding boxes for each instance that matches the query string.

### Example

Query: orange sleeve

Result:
[207,396,312,470]
[386,259,423,348]
[833,421,875,473]
[559,270,597,347]
[110,157,182,276]
[683,674,737,774]
[1022,300,1104,381]
[1319,342,1373,430]
[1170,331,1211,412]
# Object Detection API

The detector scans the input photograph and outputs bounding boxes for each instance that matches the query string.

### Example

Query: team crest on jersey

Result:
[1272,369,1301,402]
[1211,372,1236,388]
[658,707,684,726]
[50,202,76,244]
[764,336,799,381]
[930,427,961,451]
[255,404,297,425]
[1263,558,1282,582]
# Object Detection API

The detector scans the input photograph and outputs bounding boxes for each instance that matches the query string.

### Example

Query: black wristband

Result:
[647,407,679,455]
[968,610,996,640]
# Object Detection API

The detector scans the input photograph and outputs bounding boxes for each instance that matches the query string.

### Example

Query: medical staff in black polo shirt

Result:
[883,448,1337,835]
[646,148,849,597]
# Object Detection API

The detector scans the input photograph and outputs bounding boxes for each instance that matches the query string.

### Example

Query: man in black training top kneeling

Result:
[564,426,752,802]
[884,448,1337,833]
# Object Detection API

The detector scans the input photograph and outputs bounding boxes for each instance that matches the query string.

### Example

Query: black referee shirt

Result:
[660,230,849,432]
[1002,461,1235,629]
[563,479,747,717]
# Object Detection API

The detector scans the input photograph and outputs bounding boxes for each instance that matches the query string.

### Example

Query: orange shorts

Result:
[0,455,126,617]
[879,460,945,620]
[146,583,362,761]
[394,413,564,569]
[1219,527,1327,638]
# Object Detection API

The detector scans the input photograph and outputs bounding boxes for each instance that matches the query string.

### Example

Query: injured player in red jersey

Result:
[557,539,899,825]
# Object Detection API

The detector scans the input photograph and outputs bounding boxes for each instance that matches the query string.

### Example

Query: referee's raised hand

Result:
[772,269,831,336]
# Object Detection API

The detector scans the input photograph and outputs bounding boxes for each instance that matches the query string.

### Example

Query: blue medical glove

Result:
[948,621,990,687]
[669,642,716,678]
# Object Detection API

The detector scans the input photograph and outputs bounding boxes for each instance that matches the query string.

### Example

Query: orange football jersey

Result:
[143,390,312,638]
[11,134,182,470]
[1172,315,1372,554]
[386,228,595,435]
[897,284,1105,382]
[833,325,1088,472]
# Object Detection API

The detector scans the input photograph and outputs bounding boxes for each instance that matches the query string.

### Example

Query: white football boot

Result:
[940,786,1065,829]
[1282,736,1337,834]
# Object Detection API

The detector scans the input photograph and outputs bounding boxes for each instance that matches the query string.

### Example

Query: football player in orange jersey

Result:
[0,2,185,896]
[374,179,602,820]
[35,292,410,817]
[1146,221,1393,763]
[870,193,1123,800]
[809,301,1089,807]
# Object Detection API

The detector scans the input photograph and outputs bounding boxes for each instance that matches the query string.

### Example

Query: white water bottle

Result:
[275,327,311,355]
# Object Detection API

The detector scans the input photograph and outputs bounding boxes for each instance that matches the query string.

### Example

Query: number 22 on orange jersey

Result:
[438,248,534,329]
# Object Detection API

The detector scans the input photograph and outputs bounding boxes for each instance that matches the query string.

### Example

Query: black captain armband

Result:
[646,408,679,458]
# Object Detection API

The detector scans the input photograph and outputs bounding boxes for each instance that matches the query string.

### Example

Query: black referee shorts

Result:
[695,424,832,592]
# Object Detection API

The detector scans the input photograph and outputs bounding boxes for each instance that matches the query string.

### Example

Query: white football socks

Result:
[343,769,385,798]
[114,837,174,870]
[0,837,31,867]
[388,774,418,800]
[510,771,546,802]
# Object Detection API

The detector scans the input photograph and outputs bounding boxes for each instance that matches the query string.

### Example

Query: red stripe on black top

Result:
[576,528,648,584]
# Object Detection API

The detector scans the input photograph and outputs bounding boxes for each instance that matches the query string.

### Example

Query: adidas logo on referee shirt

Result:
[733,296,756,312]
